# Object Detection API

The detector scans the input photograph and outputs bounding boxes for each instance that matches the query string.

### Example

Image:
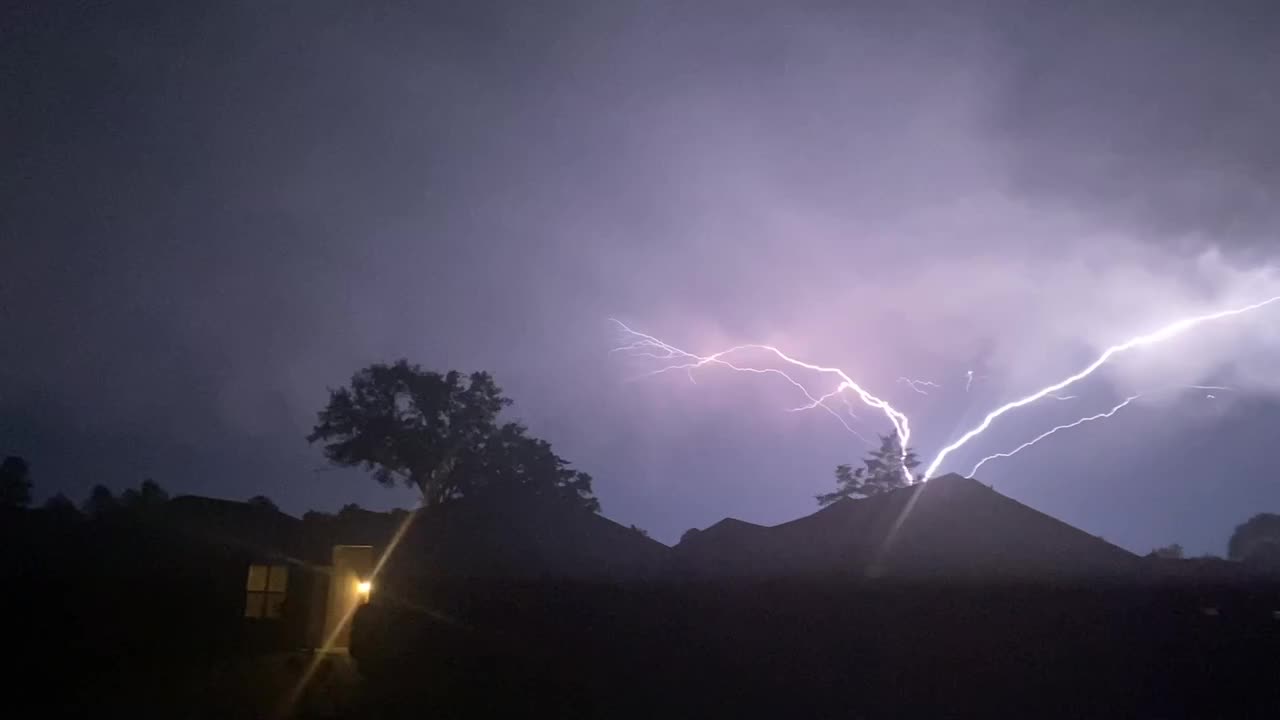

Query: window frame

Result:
[244,563,289,620]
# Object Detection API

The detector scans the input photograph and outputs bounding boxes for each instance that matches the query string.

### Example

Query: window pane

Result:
[267,565,289,593]
[245,592,265,618]
[246,564,268,591]
[265,593,286,619]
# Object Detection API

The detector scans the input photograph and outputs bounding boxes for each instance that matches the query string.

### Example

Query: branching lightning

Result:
[922,295,1280,479]
[612,320,911,479]
[616,294,1280,488]
[966,395,1141,478]
[898,377,942,395]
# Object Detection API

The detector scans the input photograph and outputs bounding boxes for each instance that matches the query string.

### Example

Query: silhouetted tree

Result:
[247,495,279,512]
[83,484,120,518]
[0,456,32,509]
[42,492,81,520]
[1147,543,1184,559]
[817,434,919,506]
[1243,543,1280,572]
[302,509,334,523]
[309,361,600,512]
[120,479,169,513]
[629,524,650,538]
[1228,513,1280,568]
[466,421,600,512]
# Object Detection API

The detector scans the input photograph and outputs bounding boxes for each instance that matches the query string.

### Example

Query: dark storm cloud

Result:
[4,1,1280,554]
[991,2,1280,246]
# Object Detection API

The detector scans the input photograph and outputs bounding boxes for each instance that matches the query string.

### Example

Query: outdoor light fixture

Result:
[356,580,372,596]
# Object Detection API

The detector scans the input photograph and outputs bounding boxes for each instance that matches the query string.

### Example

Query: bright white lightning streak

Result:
[966,395,1141,478]
[923,295,1280,479]
[964,370,975,392]
[615,328,871,443]
[898,377,942,395]
[612,320,911,479]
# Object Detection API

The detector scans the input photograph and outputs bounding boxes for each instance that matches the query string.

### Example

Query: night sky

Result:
[5,1,1280,555]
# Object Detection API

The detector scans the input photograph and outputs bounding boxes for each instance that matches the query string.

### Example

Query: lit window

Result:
[245,564,289,619]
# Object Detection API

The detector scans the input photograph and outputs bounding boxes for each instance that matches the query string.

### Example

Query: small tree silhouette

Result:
[120,479,169,512]
[1147,543,1184,559]
[42,493,81,519]
[816,434,919,506]
[82,484,119,518]
[247,495,279,512]
[0,456,32,509]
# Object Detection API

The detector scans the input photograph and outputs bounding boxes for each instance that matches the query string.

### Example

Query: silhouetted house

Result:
[148,492,671,652]
[162,496,385,651]
[674,473,1140,579]
[152,475,1154,651]
[376,492,671,581]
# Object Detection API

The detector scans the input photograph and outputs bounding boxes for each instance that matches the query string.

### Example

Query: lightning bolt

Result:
[898,377,942,395]
[616,296,1278,489]
[970,383,1227,477]
[922,295,1280,479]
[966,395,1141,478]
[964,370,975,392]
[612,320,911,479]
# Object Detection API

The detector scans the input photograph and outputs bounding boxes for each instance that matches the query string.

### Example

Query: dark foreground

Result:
[11,574,1280,718]
[7,500,1279,718]
[349,579,1280,718]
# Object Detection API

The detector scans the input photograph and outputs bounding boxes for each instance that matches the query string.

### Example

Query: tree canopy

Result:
[120,479,169,512]
[1228,513,1280,568]
[82,484,120,518]
[42,492,81,519]
[309,360,600,512]
[0,456,32,509]
[1148,543,1184,560]
[247,495,279,512]
[816,434,919,506]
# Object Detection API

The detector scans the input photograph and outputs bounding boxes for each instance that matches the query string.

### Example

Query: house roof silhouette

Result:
[675,473,1139,579]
